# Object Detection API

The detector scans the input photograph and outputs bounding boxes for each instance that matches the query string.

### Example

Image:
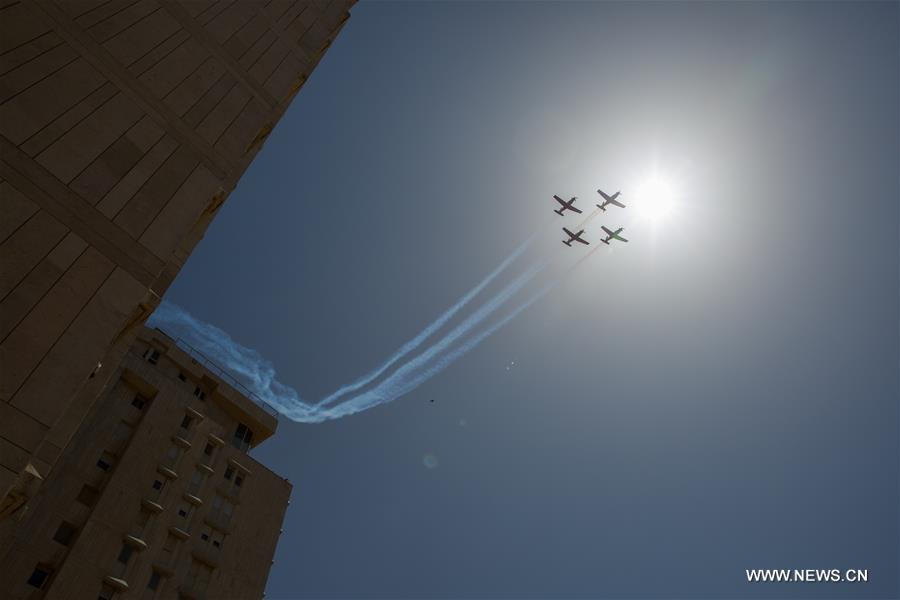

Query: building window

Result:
[143,348,160,365]
[180,415,194,431]
[117,543,133,565]
[162,444,182,469]
[131,395,146,410]
[147,570,162,591]
[96,451,115,471]
[27,564,53,589]
[234,474,244,488]
[76,484,99,507]
[193,386,206,400]
[232,423,253,452]
[224,467,234,481]
[187,470,205,496]
[203,443,214,457]
[97,582,117,600]
[178,372,187,382]
[52,521,78,546]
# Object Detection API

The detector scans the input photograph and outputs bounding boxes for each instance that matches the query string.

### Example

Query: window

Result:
[143,348,160,365]
[232,423,253,452]
[27,564,52,589]
[193,386,206,400]
[152,479,163,491]
[210,530,225,549]
[76,484,99,507]
[178,372,187,382]
[131,395,146,410]
[117,543,133,565]
[180,415,194,430]
[132,508,152,538]
[53,521,78,546]
[162,444,182,469]
[96,451,115,471]
[234,474,244,488]
[203,443,214,457]
[187,470,205,495]
[200,532,209,541]
[98,582,116,600]
[147,570,162,591]
[224,467,234,481]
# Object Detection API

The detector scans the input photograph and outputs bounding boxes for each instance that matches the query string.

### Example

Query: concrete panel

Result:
[0,248,114,409]
[0,31,61,78]
[138,37,208,100]
[102,7,183,68]
[163,57,228,117]
[36,92,146,184]
[69,134,146,205]
[0,42,79,104]
[84,0,159,45]
[139,164,221,258]
[0,232,88,341]
[0,209,68,301]
[196,84,251,146]
[112,144,199,239]
[19,83,118,158]
[0,403,49,458]
[0,58,108,144]
[9,262,145,427]
[0,181,39,242]
[95,135,179,219]
[0,2,52,55]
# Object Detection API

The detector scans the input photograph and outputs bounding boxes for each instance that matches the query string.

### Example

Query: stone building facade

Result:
[0,326,291,599]
[0,0,354,519]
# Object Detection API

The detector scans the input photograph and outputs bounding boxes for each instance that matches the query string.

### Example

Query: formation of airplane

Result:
[553,195,582,216]
[596,189,625,212]
[552,188,628,247]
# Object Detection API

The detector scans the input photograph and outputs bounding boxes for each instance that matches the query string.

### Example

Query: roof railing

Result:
[170,336,280,420]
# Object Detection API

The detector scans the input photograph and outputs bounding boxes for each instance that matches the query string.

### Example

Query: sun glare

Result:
[635,176,677,220]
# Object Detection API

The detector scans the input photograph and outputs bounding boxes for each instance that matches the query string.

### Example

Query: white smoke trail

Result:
[308,260,548,419]
[314,235,534,407]
[148,252,549,422]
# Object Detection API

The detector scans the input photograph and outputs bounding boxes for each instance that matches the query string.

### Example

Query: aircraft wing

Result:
[575,236,589,245]
[601,225,614,236]
[563,227,575,236]
[598,190,612,201]
[609,198,625,208]
[617,235,629,243]
[553,195,567,207]
[569,205,583,214]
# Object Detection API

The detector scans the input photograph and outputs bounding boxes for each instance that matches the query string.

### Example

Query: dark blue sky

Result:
[164,2,898,598]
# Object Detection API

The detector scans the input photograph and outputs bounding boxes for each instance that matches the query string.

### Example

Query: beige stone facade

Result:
[0,326,291,599]
[0,0,354,517]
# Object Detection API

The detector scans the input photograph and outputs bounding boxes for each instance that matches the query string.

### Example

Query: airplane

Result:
[562,227,589,247]
[600,225,629,245]
[553,195,582,216]
[596,189,625,212]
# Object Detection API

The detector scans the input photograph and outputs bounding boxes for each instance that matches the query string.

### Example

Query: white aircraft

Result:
[562,227,589,247]
[553,195,582,216]
[596,190,625,212]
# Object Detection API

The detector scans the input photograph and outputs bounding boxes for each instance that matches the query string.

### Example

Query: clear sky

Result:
[163,2,898,598]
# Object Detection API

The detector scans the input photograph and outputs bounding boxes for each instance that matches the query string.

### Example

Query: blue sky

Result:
[162,2,898,598]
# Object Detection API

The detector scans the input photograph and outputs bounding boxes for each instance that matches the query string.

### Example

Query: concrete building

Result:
[0,326,291,599]
[0,0,354,518]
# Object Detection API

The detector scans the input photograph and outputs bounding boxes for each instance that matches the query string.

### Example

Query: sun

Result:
[634,175,677,220]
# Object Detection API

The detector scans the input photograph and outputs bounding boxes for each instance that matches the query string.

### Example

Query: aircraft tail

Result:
[554,209,564,216]
[562,240,572,247]
[595,204,606,212]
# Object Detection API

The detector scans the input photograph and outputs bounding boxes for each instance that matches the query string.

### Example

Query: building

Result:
[0,326,291,599]
[0,0,355,518]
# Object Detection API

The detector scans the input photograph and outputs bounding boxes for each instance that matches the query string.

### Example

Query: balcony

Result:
[192,543,221,569]
[177,581,207,600]
[203,512,232,533]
